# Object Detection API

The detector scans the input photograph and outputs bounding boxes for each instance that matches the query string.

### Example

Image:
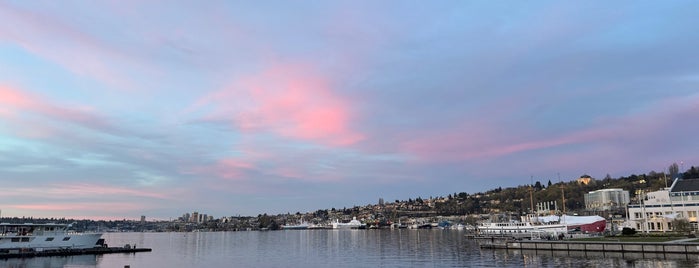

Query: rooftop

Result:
[670,178,699,192]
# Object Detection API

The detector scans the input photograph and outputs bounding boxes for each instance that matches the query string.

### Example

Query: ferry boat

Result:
[476,215,606,236]
[0,223,103,251]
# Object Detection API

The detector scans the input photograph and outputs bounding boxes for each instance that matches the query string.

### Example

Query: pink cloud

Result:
[403,92,699,164]
[184,158,254,181]
[0,3,142,89]
[1,183,172,200]
[191,63,364,146]
[10,202,145,213]
[0,85,115,138]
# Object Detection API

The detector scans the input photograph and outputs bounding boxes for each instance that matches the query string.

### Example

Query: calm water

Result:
[4,230,699,268]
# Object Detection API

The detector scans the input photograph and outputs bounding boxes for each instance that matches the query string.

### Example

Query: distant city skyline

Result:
[1,1,698,220]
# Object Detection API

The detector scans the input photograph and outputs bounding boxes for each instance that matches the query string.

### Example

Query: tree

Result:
[621,227,637,236]
[547,180,552,187]
[669,163,680,179]
[534,181,543,190]
[673,218,692,235]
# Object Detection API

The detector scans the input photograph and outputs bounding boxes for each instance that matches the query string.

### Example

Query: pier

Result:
[0,246,152,259]
[480,240,699,255]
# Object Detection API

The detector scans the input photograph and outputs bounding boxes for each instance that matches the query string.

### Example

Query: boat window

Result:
[21,237,29,242]
[46,237,54,241]
[63,237,71,241]
[11,238,20,242]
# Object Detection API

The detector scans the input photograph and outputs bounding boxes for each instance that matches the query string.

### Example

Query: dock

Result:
[0,247,152,259]
[480,240,699,255]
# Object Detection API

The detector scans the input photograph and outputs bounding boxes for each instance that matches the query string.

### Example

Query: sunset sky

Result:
[1,1,698,220]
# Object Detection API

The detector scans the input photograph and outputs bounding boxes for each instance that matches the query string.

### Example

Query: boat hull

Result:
[0,233,103,250]
[568,219,606,233]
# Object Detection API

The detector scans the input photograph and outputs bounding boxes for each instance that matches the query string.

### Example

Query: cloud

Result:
[0,3,134,88]
[402,92,699,165]
[0,85,118,138]
[0,183,172,200]
[191,63,364,146]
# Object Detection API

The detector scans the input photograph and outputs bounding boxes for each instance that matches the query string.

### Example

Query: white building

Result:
[627,179,699,232]
[585,188,630,211]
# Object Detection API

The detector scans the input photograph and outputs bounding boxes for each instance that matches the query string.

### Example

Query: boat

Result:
[331,217,363,229]
[281,222,310,230]
[476,215,606,236]
[0,223,103,251]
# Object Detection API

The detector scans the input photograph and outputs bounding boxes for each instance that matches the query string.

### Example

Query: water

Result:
[4,230,699,267]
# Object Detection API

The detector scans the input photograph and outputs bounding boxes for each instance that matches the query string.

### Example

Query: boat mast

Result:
[559,186,567,215]
[558,173,566,215]
[529,176,535,217]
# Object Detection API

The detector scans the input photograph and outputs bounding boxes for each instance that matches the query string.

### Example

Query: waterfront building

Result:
[627,178,699,232]
[584,188,629,211]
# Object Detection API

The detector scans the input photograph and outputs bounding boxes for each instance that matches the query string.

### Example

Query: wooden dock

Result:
[0,247,152,259]
[480,240,699,255]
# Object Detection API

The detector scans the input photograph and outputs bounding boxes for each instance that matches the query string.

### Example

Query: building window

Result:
[689,211,697,218]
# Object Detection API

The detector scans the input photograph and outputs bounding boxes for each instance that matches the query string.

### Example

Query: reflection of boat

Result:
[331,217,363,229]
[0,223,103,250]
[0,253,97,266]
[477,215,606,236]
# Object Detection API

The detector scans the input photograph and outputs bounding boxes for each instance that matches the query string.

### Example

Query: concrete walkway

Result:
[665,237,698,243]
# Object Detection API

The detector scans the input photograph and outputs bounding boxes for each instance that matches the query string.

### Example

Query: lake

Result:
[3,230,699,267]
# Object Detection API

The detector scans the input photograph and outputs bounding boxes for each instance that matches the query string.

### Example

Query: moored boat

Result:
[476,215,606,236]
[0,223,103,251]
[331,217,363,229]
[281,222,310,230]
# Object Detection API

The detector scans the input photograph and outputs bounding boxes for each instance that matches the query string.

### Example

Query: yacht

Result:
[331,217,363,229]
[0,223,103,251]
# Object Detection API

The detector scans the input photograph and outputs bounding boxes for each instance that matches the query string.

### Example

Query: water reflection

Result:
[5,231,699,267]
[0,254,97,268]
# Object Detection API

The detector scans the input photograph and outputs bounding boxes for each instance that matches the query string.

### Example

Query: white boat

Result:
[331,217,363,229]
[0,223,103,250]
[477,215,606,236]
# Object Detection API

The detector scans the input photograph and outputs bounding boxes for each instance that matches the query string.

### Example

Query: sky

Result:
[1,1,698,220]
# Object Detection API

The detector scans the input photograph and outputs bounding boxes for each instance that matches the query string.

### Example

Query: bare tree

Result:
[669,163,680,179]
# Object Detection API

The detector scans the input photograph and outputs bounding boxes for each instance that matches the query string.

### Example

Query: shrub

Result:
[621,227,637,235]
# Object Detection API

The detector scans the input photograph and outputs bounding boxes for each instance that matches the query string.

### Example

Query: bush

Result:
[621,227,637,235]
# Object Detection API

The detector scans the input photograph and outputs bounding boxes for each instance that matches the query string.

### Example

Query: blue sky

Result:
[1,1,698,219]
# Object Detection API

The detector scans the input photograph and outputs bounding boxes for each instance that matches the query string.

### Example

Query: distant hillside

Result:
[407,165,699,216]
